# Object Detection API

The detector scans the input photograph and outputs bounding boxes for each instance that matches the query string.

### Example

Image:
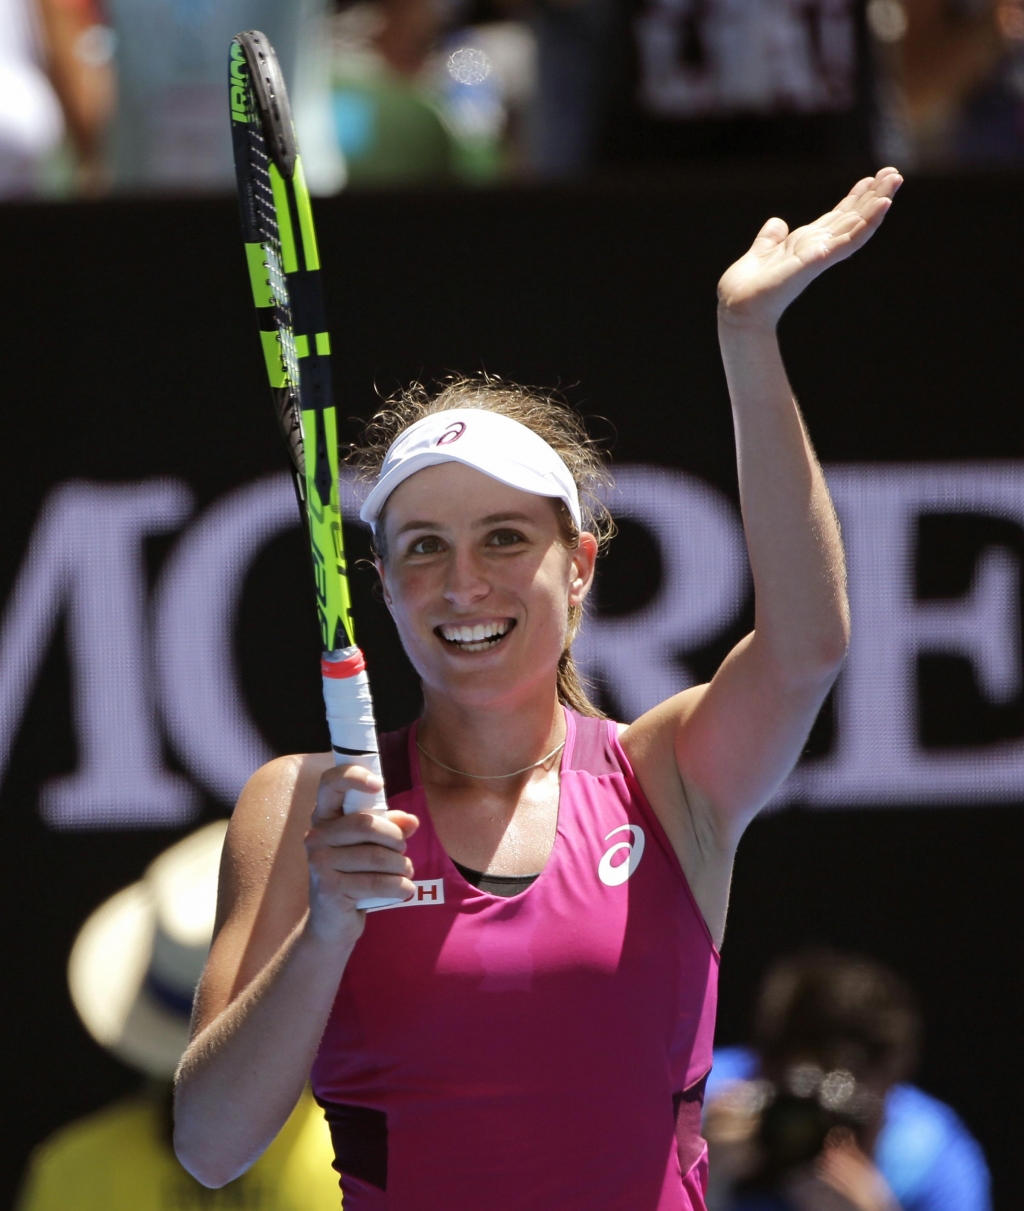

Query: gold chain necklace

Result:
[416,738,566,780]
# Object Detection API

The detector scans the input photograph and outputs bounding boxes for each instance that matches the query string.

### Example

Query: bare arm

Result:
[624,169,902,941]
[173,755,418,1187]
[37,0,115,192]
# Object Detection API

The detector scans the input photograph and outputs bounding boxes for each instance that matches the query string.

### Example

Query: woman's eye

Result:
[409,536,442,555]
[488,529,524,547]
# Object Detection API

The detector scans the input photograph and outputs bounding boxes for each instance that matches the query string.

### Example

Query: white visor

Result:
[359,409,582,530]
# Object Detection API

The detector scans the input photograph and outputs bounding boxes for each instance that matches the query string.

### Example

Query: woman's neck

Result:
[417,690,566,784]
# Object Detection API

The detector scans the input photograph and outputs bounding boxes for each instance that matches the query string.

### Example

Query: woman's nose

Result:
[443,548,489,606]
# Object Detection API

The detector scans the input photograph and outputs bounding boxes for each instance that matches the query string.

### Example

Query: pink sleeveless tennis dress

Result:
[311,709,720,1210]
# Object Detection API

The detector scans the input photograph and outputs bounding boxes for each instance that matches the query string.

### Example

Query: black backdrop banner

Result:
[3,172,1024,1204]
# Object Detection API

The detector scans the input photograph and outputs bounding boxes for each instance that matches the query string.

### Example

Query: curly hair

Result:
[347,375,615,717]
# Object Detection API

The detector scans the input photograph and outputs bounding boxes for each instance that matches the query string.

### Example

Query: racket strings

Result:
[244,98,305,473]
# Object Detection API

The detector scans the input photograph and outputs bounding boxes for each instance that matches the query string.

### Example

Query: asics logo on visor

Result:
[357,408,583,529]
[436,422,467,446]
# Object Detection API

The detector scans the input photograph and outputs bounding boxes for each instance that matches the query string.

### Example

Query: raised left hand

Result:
[717,167,903,330]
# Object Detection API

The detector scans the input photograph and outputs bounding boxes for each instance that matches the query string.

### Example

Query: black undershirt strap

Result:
[451,859,539,898]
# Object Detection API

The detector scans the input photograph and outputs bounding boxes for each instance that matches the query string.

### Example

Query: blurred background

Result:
[3,1,1024,1209]
[6,0,1024,197]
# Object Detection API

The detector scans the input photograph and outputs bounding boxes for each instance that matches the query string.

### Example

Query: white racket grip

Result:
[322,647,386,810]
[321,648,401,911]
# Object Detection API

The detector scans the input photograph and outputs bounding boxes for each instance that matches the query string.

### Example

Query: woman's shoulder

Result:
[241,752,334,799]
[237,717,418,825]
[225,754,334,888]
[238,721,416,818]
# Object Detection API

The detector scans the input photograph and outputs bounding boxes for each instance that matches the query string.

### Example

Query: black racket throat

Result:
[232,31,296,178]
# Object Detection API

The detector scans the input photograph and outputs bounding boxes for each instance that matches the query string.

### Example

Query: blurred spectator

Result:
[0,0,113,197]
[329,1,535,185]
[435,22,536,180]
[36,0,115,191]
[330,1,456,185]
[15,822,341,1211]
[704,950,991,1211]
[868,0,1024,167]
[104,0,342,193]
[0,0,64,196]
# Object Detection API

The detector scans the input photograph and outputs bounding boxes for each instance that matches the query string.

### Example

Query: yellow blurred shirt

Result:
[16,1087,340,1210]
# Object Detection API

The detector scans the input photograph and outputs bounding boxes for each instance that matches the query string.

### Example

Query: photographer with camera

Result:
[704,951,990,1211]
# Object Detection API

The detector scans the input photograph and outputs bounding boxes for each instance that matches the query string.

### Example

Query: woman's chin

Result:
[419,656,559,713]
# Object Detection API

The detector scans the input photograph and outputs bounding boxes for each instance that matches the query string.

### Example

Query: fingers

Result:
[311,865,417,911]
[703,1086,759,1144]
[763,167,902,250]
[317,839,414,879]
[312,762,383,823]
[830,168,903,226]
[826,198,887,239]
[833,195,895,249]
[856,169,902,211]
[850,170,902,223]
[815,1132,894,1211]
[349,873,417,906]
[751,216,789,252]
[800,168,901,260]
[847,174,876,200]
[308,805,419,854]
[305,807,421,920]
[846,167,902,203]
[388,809,421,840]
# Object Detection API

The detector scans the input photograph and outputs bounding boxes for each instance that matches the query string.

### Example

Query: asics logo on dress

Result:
[598,825,645,886]
[366,878,445,911]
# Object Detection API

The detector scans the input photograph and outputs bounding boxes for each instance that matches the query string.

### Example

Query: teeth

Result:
[440,620,512,646]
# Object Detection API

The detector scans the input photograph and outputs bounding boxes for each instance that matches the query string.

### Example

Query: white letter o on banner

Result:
[153,473,297,805]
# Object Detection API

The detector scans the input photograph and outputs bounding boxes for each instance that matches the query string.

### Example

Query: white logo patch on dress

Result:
[598,825,646,886]
[366,878,445,911]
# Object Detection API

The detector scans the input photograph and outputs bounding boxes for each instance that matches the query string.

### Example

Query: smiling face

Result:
[376,462,597,712]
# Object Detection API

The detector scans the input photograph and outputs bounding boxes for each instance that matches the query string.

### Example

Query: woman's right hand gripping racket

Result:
[229,30,402,909]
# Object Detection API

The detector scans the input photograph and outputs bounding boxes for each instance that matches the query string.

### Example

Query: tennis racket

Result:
[229,30,398,910]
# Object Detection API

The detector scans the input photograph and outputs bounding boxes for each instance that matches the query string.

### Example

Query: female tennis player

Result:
[174,168,902,1210]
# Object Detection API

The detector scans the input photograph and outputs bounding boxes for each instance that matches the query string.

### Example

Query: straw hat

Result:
[67,820,228,1079]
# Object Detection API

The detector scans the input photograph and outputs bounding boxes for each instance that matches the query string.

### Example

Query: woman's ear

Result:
[569,532,599,607]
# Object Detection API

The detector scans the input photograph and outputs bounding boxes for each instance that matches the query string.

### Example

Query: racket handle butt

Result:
[359,893,409,911]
